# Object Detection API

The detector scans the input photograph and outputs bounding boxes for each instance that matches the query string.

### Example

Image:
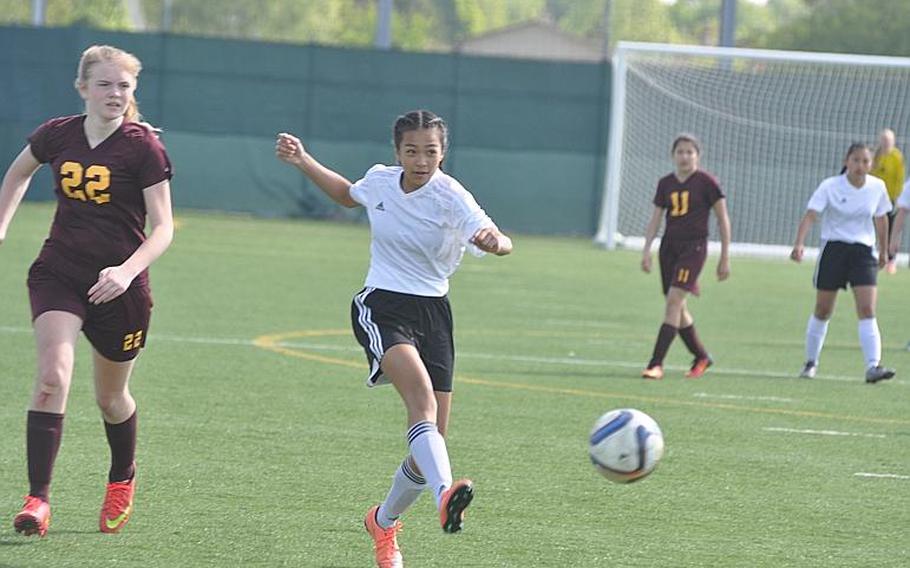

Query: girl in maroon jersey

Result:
[640,134,731,380]
[0,45,174,536]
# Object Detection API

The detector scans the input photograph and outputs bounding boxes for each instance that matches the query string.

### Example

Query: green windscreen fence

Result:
[0,25,611,235]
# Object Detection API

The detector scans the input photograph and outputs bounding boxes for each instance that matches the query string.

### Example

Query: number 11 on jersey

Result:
[669,190,689,217]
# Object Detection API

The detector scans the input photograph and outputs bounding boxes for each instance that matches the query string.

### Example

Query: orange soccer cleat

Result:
[685,356,713,379]
[100,477,135,533]
[439,479,474,534]
[14,495,51,537]
[641,365,664,380]
[364,505,403,568]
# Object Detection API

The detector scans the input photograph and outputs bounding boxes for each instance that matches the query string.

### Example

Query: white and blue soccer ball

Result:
[589,408,664,483]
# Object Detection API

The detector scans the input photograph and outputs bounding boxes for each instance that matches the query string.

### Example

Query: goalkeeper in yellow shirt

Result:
[872,128,905,273]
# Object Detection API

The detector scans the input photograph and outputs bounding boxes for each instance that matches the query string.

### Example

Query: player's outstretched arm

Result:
[640,206,664,273]
[0,145,41,245]
[275,132,358,208]
[888,207,907,259]
[713,198,731,281]
[790,210,817,263]
[471,227,513,256]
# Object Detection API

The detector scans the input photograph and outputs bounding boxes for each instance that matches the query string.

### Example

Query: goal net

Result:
[595,42,910,256]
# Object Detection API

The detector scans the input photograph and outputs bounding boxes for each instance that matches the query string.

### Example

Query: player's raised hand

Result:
[641,252,652,273]
[790,245,804,263]
[88,265,135,304]
[275,132,308,166]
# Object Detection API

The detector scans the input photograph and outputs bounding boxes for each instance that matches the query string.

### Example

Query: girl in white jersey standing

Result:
[790,142,895,383]
[276,110,512,568]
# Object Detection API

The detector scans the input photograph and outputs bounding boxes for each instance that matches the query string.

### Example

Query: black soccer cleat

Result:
[439,479,474,534]
[865,365,895,384]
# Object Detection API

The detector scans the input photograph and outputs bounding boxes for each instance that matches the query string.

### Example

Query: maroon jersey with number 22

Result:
[653,170,724,241]
[28,114,173,284]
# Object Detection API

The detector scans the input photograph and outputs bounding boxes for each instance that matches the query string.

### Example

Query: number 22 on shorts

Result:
[122,330,144,351]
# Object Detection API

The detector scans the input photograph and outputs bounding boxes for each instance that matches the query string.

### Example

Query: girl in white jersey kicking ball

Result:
[276,110,512,568]
[791,142,895,384]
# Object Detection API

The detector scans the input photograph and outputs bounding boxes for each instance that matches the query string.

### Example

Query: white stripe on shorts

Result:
[354,287,385,375]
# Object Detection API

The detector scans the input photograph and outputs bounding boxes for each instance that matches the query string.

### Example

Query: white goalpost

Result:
[595,41,910,258]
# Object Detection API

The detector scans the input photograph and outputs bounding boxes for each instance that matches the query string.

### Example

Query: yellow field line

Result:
[253,330,910,427]
[253,330,361,369]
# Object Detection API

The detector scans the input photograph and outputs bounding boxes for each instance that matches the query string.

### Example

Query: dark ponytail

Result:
[392,110,449,152]
[671,133,701,155]
[841,142,870,173]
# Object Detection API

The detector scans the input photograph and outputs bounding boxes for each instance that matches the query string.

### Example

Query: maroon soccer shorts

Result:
[27,260,153,362]
[658,238,708,295]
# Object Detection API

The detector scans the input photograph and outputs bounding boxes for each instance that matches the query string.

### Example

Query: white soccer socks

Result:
[376,458,426,529]
[406,420,452,509]
[857,317,882,369]
[805,315,829,364]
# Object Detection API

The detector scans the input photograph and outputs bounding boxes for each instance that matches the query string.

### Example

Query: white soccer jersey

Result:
[807,174,892,247]
[349,164,495,296]
[897,179,910,210]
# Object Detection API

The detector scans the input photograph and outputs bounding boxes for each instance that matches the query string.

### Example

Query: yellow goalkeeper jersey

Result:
[871,147,905,202]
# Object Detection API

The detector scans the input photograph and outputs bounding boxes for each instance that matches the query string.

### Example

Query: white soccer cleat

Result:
[798,361,817,379]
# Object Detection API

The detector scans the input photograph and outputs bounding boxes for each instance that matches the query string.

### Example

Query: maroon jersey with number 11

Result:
[653,170,724,241]
[28,114,172,284]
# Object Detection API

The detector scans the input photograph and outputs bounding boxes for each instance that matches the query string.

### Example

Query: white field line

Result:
[541,318,626,329]
[694,393,796,403]
[0,325,901,385]
[854,473,910,480]
[763,427,887,439]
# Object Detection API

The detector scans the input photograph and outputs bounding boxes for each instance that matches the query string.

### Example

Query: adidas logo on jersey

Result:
[375,201,385,211]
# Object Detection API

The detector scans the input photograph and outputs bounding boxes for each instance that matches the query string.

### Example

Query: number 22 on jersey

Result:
[60,161,111,205]
[669,190,689,217]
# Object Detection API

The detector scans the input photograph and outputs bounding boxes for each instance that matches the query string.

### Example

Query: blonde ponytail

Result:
[124,96,141,123]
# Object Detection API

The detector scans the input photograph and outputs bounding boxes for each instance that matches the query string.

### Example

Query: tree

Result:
[0,0,31,25]
[547,0,682,48]
[139,0,375,45]
[762,0,910,56]
[452,0,545,38]
[0,0,130,29]
[19,0,900,59]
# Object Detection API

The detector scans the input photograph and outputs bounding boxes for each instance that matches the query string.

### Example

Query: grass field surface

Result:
[1,203,908,567]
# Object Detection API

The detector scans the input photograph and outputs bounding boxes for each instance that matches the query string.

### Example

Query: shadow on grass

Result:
[0,535,34,546]
[0,527,99,544]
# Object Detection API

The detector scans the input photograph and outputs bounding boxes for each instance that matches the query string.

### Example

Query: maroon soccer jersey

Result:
[652,170,724,241]
[28,115,172,283]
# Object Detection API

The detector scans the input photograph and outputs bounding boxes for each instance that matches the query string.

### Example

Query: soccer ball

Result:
[589,408,664,483]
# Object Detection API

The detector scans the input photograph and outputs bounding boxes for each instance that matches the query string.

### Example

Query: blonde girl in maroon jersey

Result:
[0,45,173,536]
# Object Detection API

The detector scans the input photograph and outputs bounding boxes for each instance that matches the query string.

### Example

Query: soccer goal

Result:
[595,41,910,256]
